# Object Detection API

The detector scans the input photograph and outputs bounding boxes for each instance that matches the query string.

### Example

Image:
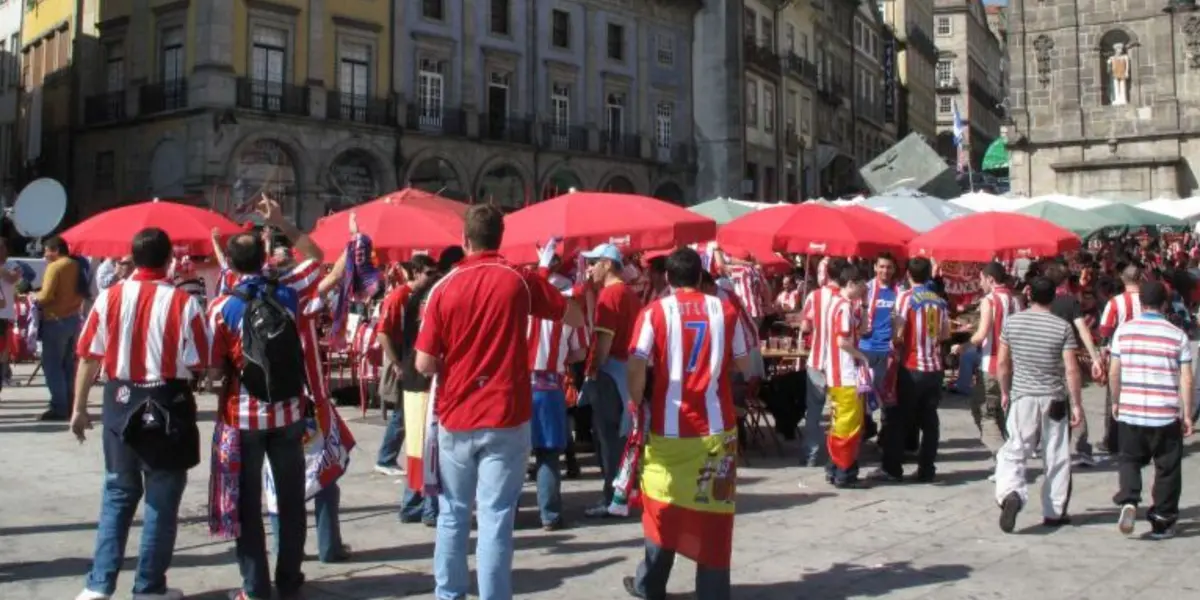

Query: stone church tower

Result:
[1006,1,1200,200]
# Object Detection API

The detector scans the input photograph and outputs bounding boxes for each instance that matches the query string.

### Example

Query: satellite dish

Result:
[12,178,66,238]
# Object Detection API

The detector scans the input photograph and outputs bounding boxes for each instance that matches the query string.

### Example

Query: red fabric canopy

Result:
[501,192,716,264]
[908,212,1081,262]
[842,205,919,244]
[310,198,464,262]
[717,203,908,258]
[61,200,242,258]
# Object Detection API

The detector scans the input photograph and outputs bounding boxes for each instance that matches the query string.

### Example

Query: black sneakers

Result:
[999,491,1022,533]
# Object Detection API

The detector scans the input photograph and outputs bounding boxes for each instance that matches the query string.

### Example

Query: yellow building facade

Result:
[71,0,397,227]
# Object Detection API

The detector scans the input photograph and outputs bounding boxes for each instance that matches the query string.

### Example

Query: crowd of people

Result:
[3,193,1193,600]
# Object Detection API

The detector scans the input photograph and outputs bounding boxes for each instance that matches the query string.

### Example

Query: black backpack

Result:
[230,281,306,402]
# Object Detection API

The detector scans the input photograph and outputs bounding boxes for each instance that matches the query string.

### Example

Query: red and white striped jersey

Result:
[726,264,768,320]
[979,286,1020,376]
[896,285,950,372]
[801,283,841,372]
[716,286,759,352]
[630,291,748,438]
[217,257,322,299]
[527,314,585,375]
[353,305,382,381]
[776,289,801,312]
[1100,290,1142,339]
[77,270,209,382]
[824,296,862,387]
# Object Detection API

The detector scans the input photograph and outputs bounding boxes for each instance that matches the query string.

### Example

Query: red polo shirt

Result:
[415,251,567,431]
[376,283,412,339]
[593,281,642,362]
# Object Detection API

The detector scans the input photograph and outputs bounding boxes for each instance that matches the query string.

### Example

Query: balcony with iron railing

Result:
[84,91,126,124]
[906,26,939,63]
[783,53,818,85]
[743,35,781,74]
[327,92,394,126]
[936,76,961,92]
[139,79,188,115]
[479,114,535,145]
[600,131,642,159]
[540,123,588,152]
[405,103,467,135]
[784,126,802,155]
[235,77,309,116]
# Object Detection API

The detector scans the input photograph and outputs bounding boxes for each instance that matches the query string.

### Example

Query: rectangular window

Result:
[160,26,184,83]
[763,84,775,133]
[417,58,445,128]
[339,43,370,120]
[105,41,124,93]
[786,24,795,54]
[745,80,757,127]
[656,34,674,66]
[938,95,952,113]
[936,16,951,36]
[760,17,773,48]
[605,92,625,138]
[743,8,756,39]
[607,23,624,61]
[551,10,570,48]
[422,0,444,21]
[798,33,808,58]
[936,60,953,87]
[786,89,797,131]
[801,95,811,133]
[95,151,115,191]
[551,82,570,138]
[655,101,672,149]
[251,26,287,110]
[490,0,510,35]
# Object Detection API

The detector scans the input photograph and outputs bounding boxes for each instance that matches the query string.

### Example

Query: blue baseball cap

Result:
[581,243,623,264]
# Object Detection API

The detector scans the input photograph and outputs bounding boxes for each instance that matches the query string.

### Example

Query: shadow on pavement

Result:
[737,560,973,599]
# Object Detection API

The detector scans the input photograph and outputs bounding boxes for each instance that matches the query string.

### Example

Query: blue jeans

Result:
[376,402,405,467]
[84,461,188,595]
[803,369,827,463]
[584,371,626,504]
[399,482,438,523]
[41,314,80,415]
[435,423,531,600]
[236,422,307,599]
[533,449,562,525]
[955,345,981,395]
[270,483,343,563]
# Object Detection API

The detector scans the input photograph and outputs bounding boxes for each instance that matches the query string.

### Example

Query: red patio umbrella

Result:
[842,205,919,243]
[908,211,1081,262]
[500,192,717,264]
[717,202,908,258]
[309,196,464,262]
[61,198,243,258]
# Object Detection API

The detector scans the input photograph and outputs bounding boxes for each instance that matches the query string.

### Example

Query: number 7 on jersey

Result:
[684,321,708,373]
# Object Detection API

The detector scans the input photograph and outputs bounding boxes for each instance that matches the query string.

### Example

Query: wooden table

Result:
[760,348,809,361]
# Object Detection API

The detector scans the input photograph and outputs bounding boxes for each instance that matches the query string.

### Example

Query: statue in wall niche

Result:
[1107,43,1130,106]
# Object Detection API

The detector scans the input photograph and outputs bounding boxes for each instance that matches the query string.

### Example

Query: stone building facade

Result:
[67,0,697,229]
[932,0,1004,167]
[880,0,939,143]
[1006,0,1200,199]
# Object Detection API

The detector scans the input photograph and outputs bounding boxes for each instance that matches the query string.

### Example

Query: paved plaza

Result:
[1,365,1198,599]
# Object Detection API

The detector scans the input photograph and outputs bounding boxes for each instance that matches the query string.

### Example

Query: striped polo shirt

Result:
[1110,312,1192,427]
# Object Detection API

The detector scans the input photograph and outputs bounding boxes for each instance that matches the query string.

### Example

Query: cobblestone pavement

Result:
[1,365,1198,599]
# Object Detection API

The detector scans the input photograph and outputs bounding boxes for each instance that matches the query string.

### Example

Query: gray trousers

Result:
[994,394,1073,519]
[970,374,1007,454]
[584,371,626,504]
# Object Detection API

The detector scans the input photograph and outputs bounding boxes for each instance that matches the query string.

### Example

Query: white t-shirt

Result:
[0,260,16,320]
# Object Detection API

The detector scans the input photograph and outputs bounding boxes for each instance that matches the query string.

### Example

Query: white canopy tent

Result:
[950,192,1034,213]
[1029,193,1112,210]
[1137,197,1200,221]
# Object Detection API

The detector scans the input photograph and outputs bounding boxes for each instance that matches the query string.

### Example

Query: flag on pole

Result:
[952,101,969,173]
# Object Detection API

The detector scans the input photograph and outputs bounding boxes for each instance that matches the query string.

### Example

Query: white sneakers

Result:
[373,464,404,477]
[74,590,109,600]
[1118,503,1137,535]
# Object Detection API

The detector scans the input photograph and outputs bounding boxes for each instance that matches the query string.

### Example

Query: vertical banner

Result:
[883,37,896,124]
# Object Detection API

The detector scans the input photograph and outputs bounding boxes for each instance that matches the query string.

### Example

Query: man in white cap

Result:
[579,242,644,518]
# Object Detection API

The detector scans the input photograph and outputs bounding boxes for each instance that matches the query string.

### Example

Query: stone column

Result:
[191,0,236,107]
[307,0,326,119]
[461,1,478,137]
[636,21,650,161]
[692,0,745,199]
[582,5,597,152]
